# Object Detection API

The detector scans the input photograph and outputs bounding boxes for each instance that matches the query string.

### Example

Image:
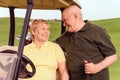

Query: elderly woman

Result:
[21,19,69,80]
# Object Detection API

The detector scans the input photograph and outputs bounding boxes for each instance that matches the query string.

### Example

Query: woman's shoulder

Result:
[48,41,60,47]
[24,43,33,49]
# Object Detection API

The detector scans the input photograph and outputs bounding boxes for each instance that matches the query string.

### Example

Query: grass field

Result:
[0,17,120,80]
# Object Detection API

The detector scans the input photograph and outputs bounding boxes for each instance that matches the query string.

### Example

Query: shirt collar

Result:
[30,41,49,48]
[79,20,92,32]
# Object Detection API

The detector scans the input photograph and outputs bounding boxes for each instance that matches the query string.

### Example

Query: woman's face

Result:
[33,23,50,42]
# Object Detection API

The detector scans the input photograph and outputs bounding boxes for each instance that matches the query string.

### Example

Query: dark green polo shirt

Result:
[55,21,116,80]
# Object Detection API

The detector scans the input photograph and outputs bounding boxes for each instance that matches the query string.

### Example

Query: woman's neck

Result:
[34,40,45,48]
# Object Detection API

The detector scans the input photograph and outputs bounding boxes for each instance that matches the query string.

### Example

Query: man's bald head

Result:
[61,5,85,32]
[62,5,83,21]
[62,5,81,15]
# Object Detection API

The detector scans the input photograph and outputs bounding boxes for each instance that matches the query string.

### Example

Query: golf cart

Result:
[0,0,81,80]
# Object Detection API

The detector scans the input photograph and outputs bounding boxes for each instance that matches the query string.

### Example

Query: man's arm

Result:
[84,54,117,74]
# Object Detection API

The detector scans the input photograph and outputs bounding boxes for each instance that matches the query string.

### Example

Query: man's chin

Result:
[68,30,74,32]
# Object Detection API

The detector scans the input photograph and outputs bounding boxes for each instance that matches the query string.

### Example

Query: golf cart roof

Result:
[0,0,81,9]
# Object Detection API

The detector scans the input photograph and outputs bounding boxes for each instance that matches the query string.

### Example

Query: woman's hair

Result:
[29,19,50,41]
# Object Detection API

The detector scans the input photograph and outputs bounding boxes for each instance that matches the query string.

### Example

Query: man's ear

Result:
[31,30,35,35]
[75,12,79,18]
[74,13,78,21]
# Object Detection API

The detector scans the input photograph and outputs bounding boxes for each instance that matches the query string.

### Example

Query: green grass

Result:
[0,18,61,45]
[49,21,61,41]
[0,17,120,80]
[0,18,24,45]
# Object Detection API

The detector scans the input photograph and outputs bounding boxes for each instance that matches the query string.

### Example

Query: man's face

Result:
[62,12,77,32]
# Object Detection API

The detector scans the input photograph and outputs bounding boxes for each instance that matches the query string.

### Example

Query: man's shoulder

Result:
[88,22,105,32]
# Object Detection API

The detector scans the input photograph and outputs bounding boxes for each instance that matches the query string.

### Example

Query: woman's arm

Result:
[57,61,69,80]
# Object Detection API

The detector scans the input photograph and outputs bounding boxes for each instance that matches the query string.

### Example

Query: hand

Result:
[84,60,101,74]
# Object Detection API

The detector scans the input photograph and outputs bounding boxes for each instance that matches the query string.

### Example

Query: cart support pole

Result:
[8,7,15,46]
[14,0,34,80]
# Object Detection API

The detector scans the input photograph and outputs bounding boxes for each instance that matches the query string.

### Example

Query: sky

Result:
[0,0,120,20]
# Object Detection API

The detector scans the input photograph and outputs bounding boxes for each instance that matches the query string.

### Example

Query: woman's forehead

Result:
[37,23,50,29]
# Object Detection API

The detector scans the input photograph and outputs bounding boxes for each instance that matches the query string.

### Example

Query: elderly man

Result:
[55,5,117,80]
